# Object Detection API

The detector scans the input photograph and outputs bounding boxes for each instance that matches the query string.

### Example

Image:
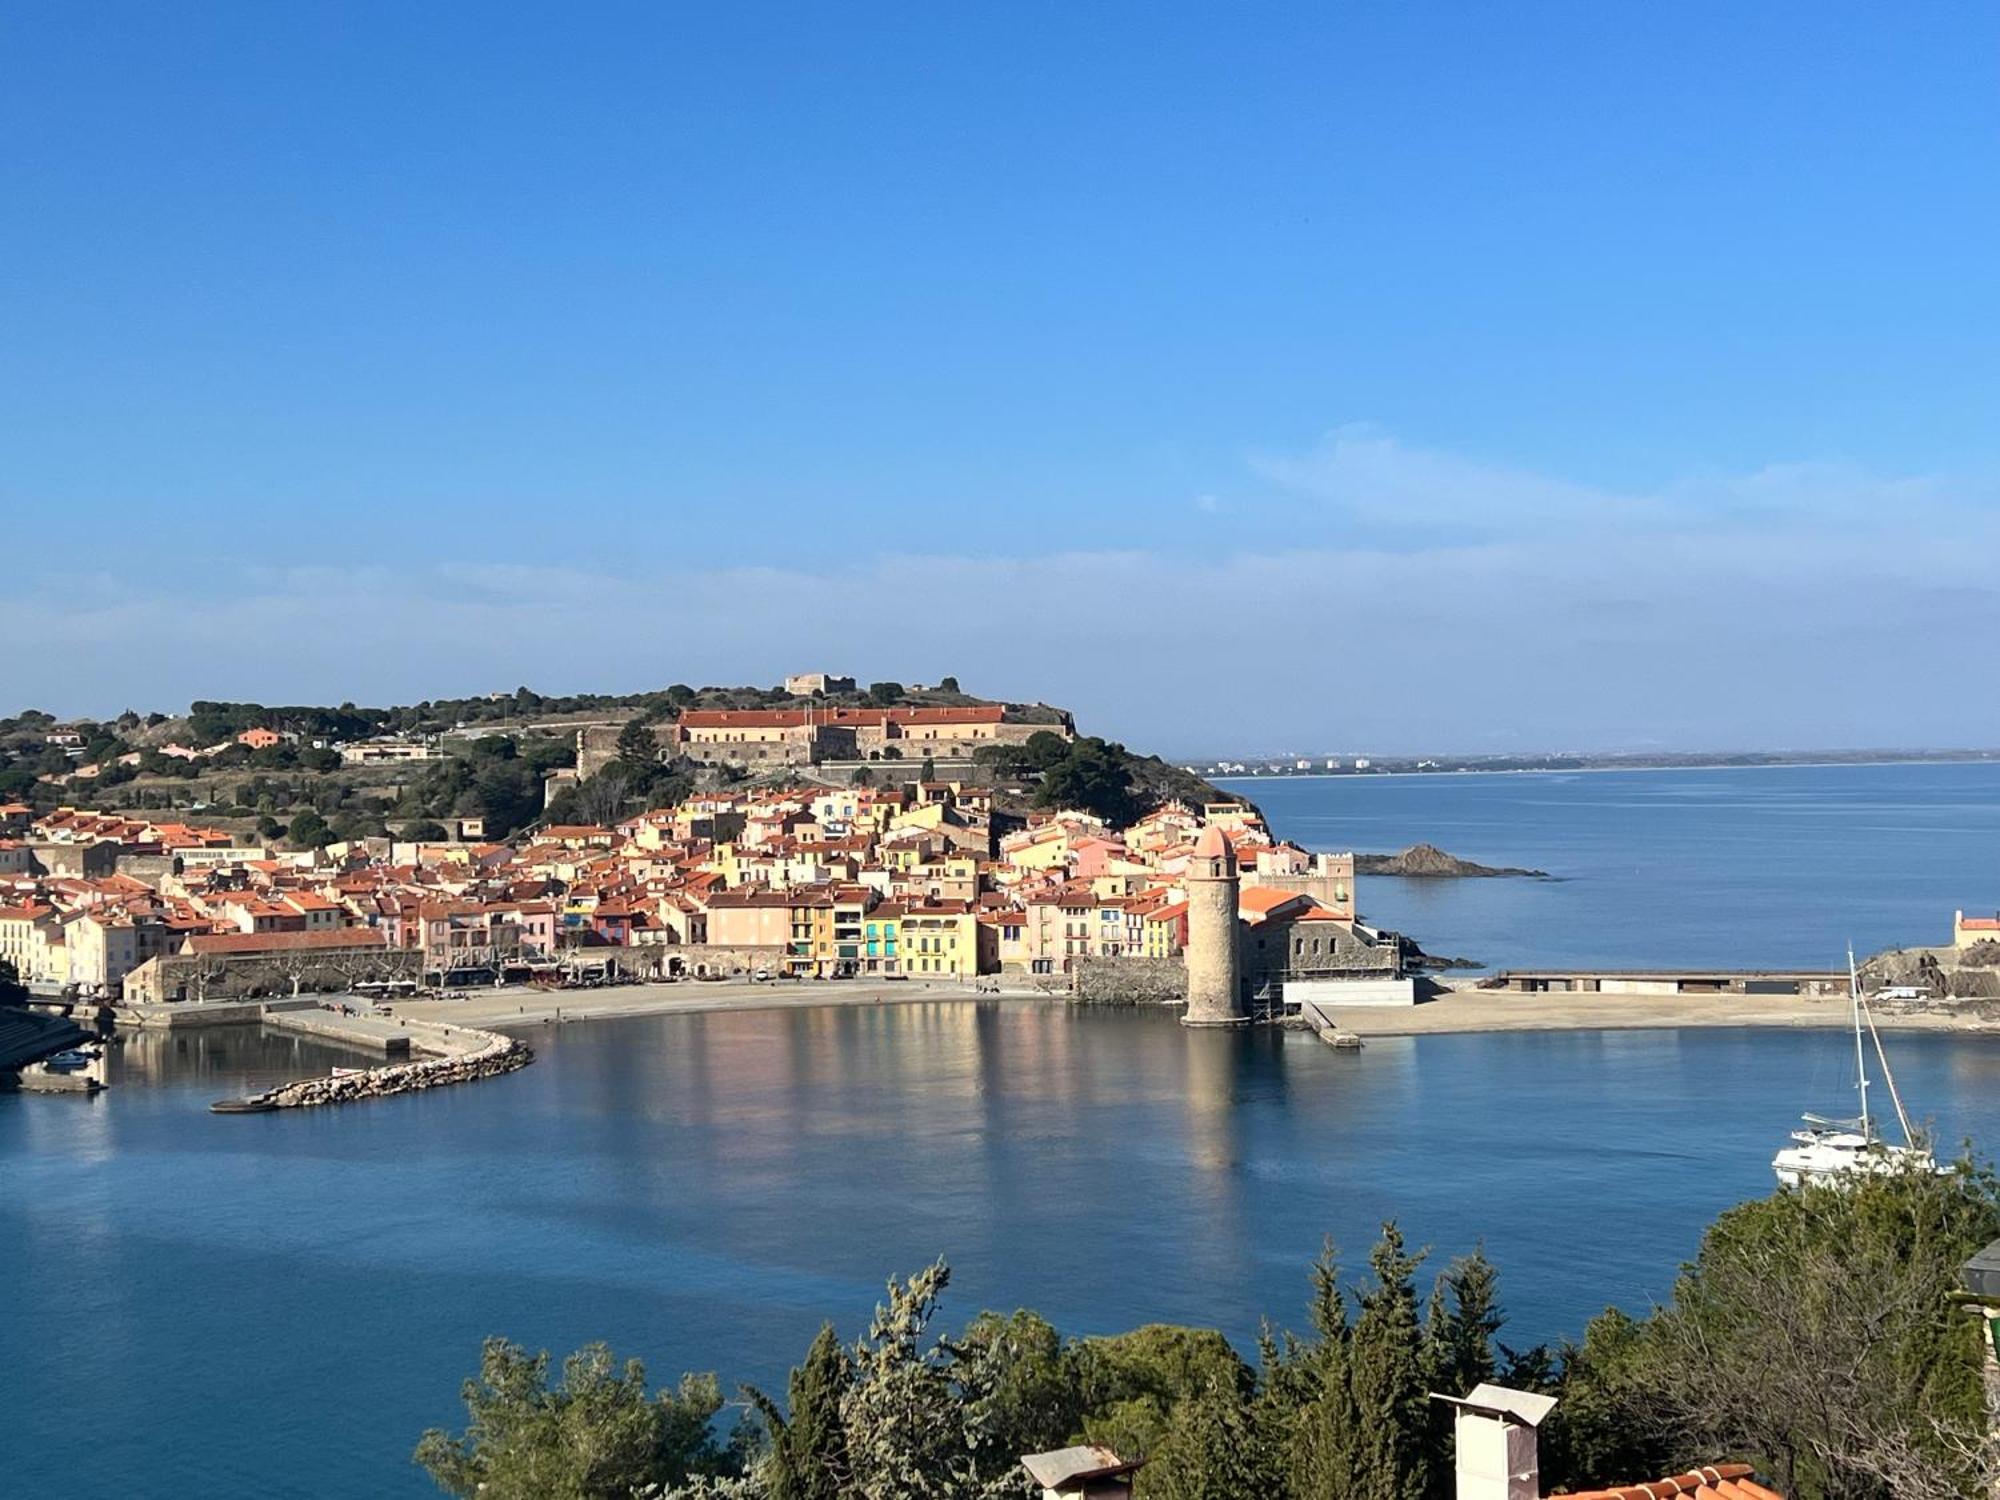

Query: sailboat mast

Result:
[1860,991,1919,1148]
[1850,946,1871,1140]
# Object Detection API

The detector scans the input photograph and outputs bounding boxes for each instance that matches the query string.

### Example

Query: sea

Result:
[4,761,2000,1497]
[1218,760,2000,971]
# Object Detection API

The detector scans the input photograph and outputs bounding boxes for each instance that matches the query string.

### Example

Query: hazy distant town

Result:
[1188,747,2000,780]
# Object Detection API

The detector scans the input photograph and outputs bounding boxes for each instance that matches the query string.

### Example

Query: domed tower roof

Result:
[1191,824,1236,869]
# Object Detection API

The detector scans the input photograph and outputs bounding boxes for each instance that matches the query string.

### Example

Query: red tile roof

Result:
[678,706,1006,729]
[1238,886,1305,915]
[1563,1464,1782,1500]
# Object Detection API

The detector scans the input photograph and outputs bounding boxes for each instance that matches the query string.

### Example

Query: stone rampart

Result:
[1070,956,1188,1006]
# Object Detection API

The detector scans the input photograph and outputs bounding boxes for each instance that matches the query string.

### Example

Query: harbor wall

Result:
[228,1019,530,1111]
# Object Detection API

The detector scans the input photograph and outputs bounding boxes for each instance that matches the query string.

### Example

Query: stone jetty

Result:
[210,1010,532,1113]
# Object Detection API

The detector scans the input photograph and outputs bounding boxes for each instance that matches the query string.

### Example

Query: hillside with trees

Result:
[0,677,1114,848]
[0,678,1233,848]
[415,1163,2000,1499]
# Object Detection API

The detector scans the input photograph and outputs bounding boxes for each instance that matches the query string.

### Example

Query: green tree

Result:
[1425,1248,1501,1398]
[1282,1239,1367,1499]
[954,1309,1081,1476]
[286,809,335,849]
[1345,1223,1435,1500]
[866,682,905,707]
[1021,730,1070,771]
[1549,1163,2000,1499]
[1141,1377,1277,1500]
[0,956,27,1005]
[415,1338,736,1500]
[403,819,452,841]
[616,717,661,768]
[1421,1247,1504,1498]
[1079,1325,1253,1461]
[473,763,543,837]
[751,1324,853,1500]
[1034,739,1139,826]
[839,1261,978,1500]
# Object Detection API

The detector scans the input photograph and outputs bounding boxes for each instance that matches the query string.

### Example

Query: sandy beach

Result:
[388,977,2000,1038]
[1332,985,2000,1037]
[390,976,1032,1030]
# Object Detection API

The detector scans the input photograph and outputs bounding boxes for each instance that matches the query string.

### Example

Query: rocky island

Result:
[1353,842,1548,878]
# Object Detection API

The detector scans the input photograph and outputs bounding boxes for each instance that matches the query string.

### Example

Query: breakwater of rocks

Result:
[215,1021,532,1112]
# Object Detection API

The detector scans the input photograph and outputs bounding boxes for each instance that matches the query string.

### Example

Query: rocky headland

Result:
[1861,943,2000,1004]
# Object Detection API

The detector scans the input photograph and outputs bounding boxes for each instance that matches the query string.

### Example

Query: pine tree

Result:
[1346,1224,1435,1500]
[1288,1241,1365,1500]
[839,1261,978,1500]
[615,716,660,769]
[1425,1248,1501,1397]
[1142,1377,1276,1500]
[952,1309,1080,1483]
[1421,1248,1504,1499]
[751,1324,853,1500]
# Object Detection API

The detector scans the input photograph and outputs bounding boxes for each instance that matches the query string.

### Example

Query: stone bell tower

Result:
[1182,824,1244,1027]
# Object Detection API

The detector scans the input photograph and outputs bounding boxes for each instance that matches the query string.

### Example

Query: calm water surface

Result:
[9,1007,2000,1497]
[1221,761,2000,969]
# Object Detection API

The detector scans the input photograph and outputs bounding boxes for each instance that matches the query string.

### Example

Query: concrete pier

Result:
[1484,969,1846,997]
[263,1008,416,1055]
[0,1008,93,1074]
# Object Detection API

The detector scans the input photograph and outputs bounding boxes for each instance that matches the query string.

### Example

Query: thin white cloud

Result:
[7,433,1998,751]
[1250,423,1665,533]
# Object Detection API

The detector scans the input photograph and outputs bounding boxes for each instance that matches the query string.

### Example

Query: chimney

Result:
[1430,1383,1558,1500]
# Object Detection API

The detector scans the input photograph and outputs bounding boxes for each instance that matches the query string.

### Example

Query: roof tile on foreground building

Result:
[1558,1463,1782,1499]
[1238,886,1305,916]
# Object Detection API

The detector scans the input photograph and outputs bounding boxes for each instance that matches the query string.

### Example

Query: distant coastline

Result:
[1207,749,2000,784]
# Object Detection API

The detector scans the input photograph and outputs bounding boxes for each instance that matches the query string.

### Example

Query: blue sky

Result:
[4,3,1997,752]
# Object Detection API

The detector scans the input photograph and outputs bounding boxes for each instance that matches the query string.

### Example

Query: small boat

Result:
[329,1066,367,1078]
[45,1048,97,1070]
[210,1097,277,1114]
[1773,949,1936,1187]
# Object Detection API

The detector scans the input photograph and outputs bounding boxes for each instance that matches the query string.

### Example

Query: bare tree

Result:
[572,772,632,827]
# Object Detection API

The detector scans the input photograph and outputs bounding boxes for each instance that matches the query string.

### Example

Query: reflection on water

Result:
[7,1001,2000,1498]
[105,1024,387,1093]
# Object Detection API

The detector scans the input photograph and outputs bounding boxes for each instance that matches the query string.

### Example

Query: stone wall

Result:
[1070,955,1188,1006]
[619,943,787,979]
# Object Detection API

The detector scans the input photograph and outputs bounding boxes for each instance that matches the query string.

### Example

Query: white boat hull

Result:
[1773,1132,1935,1187]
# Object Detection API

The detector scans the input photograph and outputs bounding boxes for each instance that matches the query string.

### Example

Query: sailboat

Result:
[1771,948,1936,1187]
